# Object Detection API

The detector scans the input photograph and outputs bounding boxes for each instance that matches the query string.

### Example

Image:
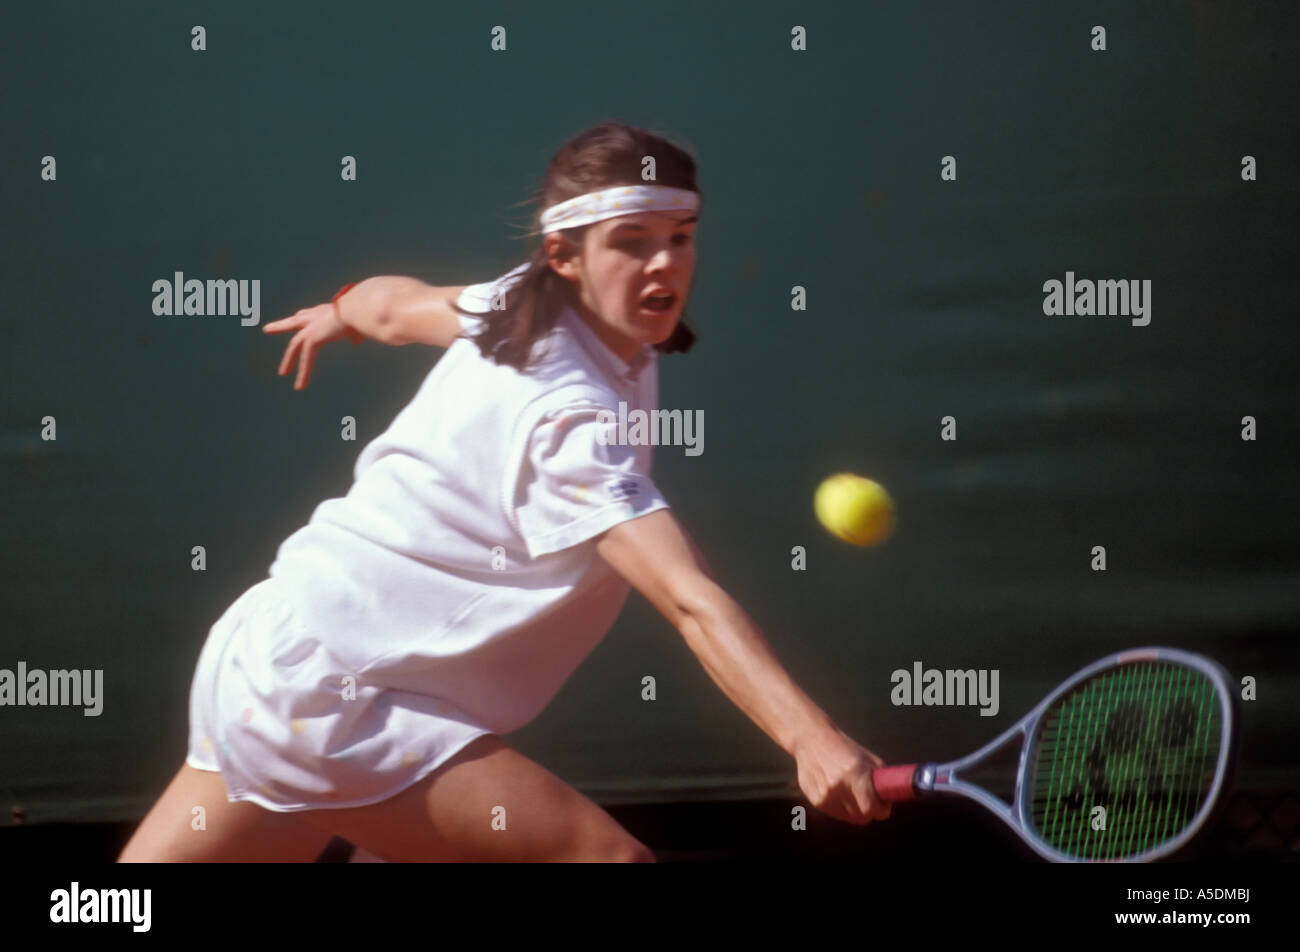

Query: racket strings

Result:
[1028,661,1221,860]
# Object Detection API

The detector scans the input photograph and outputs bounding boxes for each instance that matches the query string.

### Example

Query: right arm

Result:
[594,509,892,826]
[263,278,469,389]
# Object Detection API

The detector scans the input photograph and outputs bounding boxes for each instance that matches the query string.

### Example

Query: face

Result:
[545,209,697,364]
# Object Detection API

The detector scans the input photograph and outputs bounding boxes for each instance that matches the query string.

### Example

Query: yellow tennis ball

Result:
[814,473,895,546]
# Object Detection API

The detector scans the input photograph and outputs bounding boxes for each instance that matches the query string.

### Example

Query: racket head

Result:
[1016,647,1238,862]
[916,647,1238,862]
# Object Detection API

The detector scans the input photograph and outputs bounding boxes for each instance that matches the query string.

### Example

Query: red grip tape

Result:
[872,764,918,803]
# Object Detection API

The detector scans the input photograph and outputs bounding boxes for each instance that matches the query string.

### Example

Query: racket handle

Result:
[872,764,919,802]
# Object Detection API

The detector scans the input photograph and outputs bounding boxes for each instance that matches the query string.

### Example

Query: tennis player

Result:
[119,122,890,863]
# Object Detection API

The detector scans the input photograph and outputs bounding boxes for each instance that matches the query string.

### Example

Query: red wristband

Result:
[332,283,363,344]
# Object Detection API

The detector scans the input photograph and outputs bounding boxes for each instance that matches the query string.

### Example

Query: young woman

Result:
[119,122,891,863]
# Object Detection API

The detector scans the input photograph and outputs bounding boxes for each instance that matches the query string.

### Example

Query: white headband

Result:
[540,185,700,234]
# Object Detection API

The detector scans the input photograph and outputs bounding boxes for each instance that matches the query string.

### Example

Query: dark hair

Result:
[453,121,702,372]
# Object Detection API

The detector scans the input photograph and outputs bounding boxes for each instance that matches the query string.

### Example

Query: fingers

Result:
[816,781,879,826]
[812,787,888,825]
[830,759,891,825]
[851,774,891,824]
[863,764,893,821]
[275,329,317,390]
[268,307,341,389]
[837,790,870,825]
[294,333,318,390]
[799,742,895,826]
[263,312,307,335]
[831,791,888,825]
[869,793,892,822]
[858,749,891,821]
[277,331,301,379]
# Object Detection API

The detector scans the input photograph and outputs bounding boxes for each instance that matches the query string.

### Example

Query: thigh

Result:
[297,735,654,862]
[118,764,335,863]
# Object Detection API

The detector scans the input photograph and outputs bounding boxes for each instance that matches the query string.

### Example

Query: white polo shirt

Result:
[186,263,670,811]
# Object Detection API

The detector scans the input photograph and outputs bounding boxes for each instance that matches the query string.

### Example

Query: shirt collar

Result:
[558,306,654,385]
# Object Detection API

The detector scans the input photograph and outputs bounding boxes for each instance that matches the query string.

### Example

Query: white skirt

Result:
[185,578,494,812]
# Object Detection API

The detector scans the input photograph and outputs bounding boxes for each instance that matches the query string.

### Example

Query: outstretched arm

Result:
[263,278,469,389]
[595,509,893,826]
[363,280,470,347]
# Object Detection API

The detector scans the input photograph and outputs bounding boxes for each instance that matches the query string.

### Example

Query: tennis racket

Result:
[871,647,1238,862]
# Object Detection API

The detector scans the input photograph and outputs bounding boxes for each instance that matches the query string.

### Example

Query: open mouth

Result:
[640,291,676,312]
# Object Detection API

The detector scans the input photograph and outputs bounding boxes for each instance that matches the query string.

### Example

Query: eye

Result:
[614,233,693,251]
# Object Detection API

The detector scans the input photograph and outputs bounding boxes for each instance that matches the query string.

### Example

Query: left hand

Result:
[263,301,360,390]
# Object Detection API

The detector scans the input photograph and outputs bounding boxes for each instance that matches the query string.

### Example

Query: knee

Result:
[575,831,655,862]
[608,838,656,863]
[116,829,161,863]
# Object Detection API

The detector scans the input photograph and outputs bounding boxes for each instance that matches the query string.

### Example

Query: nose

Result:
[646,241,686,274]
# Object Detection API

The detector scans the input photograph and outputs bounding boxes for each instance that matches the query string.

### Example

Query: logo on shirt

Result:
[606,478,640,501]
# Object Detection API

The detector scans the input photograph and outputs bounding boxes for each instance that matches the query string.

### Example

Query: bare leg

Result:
[117,764,335,862]
[297,735,655,862]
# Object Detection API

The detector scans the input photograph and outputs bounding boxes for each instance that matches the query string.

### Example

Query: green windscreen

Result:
[1028,661,1223,860]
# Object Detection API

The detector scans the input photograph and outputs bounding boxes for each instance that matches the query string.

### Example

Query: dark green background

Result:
[2,1,1296,825]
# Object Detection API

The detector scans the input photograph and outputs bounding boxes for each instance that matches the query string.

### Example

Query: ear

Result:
[544,232,581,283]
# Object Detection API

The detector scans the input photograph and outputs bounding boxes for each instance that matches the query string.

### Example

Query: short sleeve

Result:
[512,406,669,558]
[456,262,531,334]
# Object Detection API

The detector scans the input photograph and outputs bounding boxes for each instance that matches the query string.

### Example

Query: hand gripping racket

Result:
[871,647,1238,862]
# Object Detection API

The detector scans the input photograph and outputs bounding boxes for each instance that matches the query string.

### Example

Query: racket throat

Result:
[929,729,1025,809]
